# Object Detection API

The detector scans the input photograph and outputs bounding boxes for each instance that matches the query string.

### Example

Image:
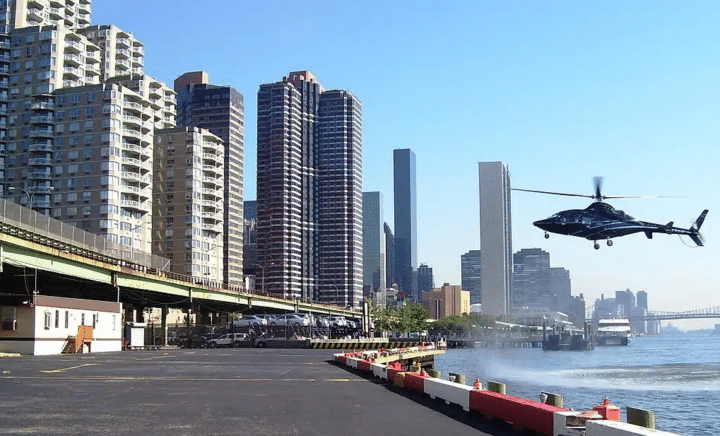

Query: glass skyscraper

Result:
[478,161,512,317]
[393,148,417,300]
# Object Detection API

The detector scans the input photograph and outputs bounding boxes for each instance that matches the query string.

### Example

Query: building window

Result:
[55,310,59,328]
[65,311,69,328]
[44,311,52,330]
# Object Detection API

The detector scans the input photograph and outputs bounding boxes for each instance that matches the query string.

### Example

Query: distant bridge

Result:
[586,305,720,323]
[631,307,720,321]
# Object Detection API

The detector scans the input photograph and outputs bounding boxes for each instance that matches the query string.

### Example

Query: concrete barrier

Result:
[469,389,564,435]
[586,420,678,436]
[404,372,426,393]
[346,357,359,369]
[371,363,386,378]
[424,377,473,411]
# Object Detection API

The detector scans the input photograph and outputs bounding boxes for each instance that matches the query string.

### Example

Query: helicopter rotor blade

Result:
[512,188,595,199]
[594,177,604,201]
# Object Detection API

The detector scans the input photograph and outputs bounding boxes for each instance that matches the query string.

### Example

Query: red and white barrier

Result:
[331,351,680,436]
[424,377,474,411]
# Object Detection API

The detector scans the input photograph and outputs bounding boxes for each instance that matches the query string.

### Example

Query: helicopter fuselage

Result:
[533,202,705,247]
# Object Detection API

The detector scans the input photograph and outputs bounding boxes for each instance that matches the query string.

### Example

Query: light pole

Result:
[253,264,265,295]
[331,284,339,307]
[9,186,53,210]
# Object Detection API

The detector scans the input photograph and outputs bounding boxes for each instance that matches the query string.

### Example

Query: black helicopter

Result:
[514,177,708,249]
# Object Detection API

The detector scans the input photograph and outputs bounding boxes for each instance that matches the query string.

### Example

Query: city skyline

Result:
[80,2,720,329]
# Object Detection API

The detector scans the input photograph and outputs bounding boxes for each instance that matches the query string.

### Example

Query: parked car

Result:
[233,315,268,328]
[315,316,330,328]
[270,314,310,327]
[207,333,248,348]
[177,334,208,348]
[328,316,348,328]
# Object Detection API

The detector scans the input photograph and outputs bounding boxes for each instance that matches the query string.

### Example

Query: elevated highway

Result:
[0,199,357,324]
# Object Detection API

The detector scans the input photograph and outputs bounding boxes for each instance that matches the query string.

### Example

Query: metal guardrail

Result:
[0,199,355,315]
[0,198,170,271]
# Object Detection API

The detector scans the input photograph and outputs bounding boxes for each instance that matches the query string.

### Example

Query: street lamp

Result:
[253,263,265,295]
[331,284,339,307]
[9,186,54,210]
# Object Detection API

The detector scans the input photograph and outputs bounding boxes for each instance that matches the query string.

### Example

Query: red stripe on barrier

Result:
[404,372,426,394]
[469,390,565,436]
[357,360,372,372]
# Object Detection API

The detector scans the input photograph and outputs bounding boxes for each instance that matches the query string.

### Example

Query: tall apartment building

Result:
[393,148,417,300]
[153,126,224,281]
[0,0,91,31]
[362,191,386,301]
[174,71,244,287]
[461,249,482,305]
[256,71,363,307]
[478,161,512,317]
[47,75,174,253]
[78,25,145,80]
[1,1,177,264]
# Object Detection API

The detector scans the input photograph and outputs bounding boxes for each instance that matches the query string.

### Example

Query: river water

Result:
[434,330,720,435]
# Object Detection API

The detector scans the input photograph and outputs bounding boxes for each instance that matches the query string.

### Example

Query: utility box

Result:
[125,322,147,349]
[593,399,620,421]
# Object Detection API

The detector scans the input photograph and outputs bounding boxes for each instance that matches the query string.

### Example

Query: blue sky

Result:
[94,1,720,329]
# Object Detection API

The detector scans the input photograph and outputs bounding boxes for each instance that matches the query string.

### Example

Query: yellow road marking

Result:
[41,363,99,373]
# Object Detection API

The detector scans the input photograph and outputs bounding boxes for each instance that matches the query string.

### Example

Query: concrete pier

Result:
[0,349,523,436]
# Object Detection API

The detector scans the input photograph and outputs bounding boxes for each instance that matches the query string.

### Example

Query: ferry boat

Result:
[596,319,631,346]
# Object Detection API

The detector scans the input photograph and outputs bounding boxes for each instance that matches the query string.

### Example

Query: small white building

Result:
[0,295,122,355]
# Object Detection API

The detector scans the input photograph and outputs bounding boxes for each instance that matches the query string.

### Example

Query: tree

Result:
[397,303,430,334]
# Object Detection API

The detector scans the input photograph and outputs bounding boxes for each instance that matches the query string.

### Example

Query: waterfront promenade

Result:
[0,349,523,436]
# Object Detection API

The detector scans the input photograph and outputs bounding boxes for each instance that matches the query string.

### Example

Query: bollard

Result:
[448,372,466,385]
[487,381,506,394]
[541,391,563,408]
[426,368,441,378]
[627,407,656,429]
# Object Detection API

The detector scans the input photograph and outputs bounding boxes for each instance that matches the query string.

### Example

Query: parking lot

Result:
[0,349,520,436]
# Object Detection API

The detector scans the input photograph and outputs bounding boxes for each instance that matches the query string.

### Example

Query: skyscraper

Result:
[417,263,435,298]
[478,161,512,317]
[174,71,245,287]
[384,222,395,290]
[362,192,386,300]
[256,71,363,307]
[461,250,482,305]
[512,248,551,309]
[393,148,417,300]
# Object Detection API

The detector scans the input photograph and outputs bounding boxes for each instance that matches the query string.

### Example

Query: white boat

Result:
[596,319,631,346]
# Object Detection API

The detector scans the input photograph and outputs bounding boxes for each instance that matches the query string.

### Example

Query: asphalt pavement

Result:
[0,348,523,436]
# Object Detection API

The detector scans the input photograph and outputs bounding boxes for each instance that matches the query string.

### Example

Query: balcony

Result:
[123,129,141,139]
[29,171,52,180]
[121,184,140,194]
[28,158,52,166]
[121,171,141,182]
[29,143,53,152]
[29,129,53,138]
[116,37,131,48]
[31,102,54,110]
[31,115,54,124]
[64,53,84,66]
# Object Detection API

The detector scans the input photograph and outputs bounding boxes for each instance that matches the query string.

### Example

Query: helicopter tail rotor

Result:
[689,210,709,247]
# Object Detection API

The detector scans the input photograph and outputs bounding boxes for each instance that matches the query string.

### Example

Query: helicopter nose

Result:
[533,218,552,230]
